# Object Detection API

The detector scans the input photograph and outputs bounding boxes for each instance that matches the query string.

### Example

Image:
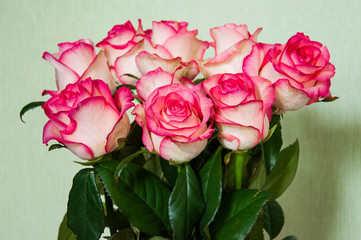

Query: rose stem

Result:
[232,151,251,190]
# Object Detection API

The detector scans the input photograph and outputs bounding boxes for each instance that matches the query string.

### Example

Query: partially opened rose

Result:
[202,73,274,151]
[243,33,335,113]
[202,24,261,77]
[43,39,116,92]
[42,78,134,160]
[133,84,214,163]
[96,20,151,85]
[97,20,209,86]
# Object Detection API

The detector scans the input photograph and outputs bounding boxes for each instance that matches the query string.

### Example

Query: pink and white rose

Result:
[42,78,134,160]
[202,24,262,77]
[243,33,336,113]
[43,39,116,92]
[97,20,209,86]
[202,73,274,151]
[132,84,214,164]
[96,20,150,85]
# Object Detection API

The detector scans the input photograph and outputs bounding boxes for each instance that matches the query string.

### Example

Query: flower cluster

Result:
[42,20,335,162]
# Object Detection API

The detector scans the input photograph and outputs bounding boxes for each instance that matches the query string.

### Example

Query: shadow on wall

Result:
[278,104,361,240]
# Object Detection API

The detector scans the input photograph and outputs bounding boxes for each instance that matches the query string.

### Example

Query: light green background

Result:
[1,0,360,239]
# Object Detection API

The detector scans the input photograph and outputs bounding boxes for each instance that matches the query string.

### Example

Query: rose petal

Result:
[105,114,130,152]
[272,78,310,113]
[42,52,79,90]
[113,41,144,85]
[136,52,182,76]
[218,124,260,150]
[114,86,135,116]
[58,42,96,76]
[132,104,154,152]
[158,137,207,163]
[80,50,116,93]
[136,68,178,101]
[63,97,119,158]
[43,120,94,159]
[163,31,209,62]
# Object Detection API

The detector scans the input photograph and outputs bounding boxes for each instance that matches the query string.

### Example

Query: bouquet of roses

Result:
[21,20,336,240]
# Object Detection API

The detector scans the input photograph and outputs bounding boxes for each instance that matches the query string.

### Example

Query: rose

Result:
[43,39,116,92]
[132,84,214,163]
[148,20,209,63]
[136,20,209,82]
[96,20,151,85]
[243,33,335,113]
[202,23,261,77]
[97,20,208,85]
[202,73,274,150]
[42,78,134,160]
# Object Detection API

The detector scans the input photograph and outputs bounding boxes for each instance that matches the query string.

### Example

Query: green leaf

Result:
[321,96,339,102]
[159,157,178,187]
[264,200,284,239]
[111,210,131,230]
[248,153,266,190]
[49,144,65,151]
[126,121,144,146]
[95,161,171,236]
[113,149,150,184]
[122,74,140,81]
[282,236,298,240]
[193,78,206,85]
[149,237,170,240]
[199,146,223,239]
[108,229,135,240]
[210,189,272,240]
[19,101,45,123]
[67,169,105,240]
[57,214,76,240]
[245,209,264,240]
[263,140,300,199]
[262,115,282,174]
[143,155,163,179]
[169,164,205,240]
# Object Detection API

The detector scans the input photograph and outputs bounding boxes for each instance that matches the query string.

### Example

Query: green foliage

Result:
[262,115,283,174]
[57,214,76,240]
[282,236,298,240]
[264,200,284,239]
[159,157,178,187]
[245,209,264,240]
[248,153,266,190]
[210,189,273,240]
[67,169,105,240]
[19,101,45,123]
[264,140,300,199]
[169,164,205,240]
[49,144,65,151]
[113,149,151,184]
[109,229,135,240]
[95,161,171,237]
[199,146,223,239]
[321,96,339,102]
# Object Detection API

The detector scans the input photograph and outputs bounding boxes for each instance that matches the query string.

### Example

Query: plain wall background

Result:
[1,0,360,239]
